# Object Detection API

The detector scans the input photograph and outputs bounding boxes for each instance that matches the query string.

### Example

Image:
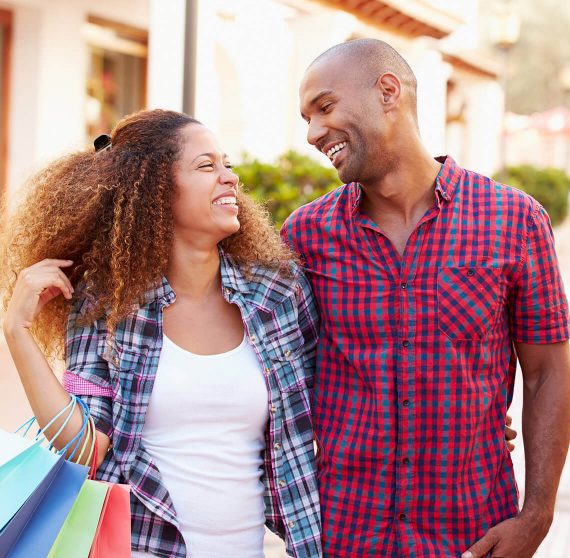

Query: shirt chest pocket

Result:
[437,266,502,341]
[264,331,306,393]
[106,347,149,404]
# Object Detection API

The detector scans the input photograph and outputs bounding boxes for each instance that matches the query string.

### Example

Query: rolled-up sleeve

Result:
[63,297,113,437]
[510,203,570,344]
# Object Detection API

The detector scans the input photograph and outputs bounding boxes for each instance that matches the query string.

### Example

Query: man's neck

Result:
[360,151,442,226]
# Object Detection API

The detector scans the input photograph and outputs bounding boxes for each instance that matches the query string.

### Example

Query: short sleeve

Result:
[509,204,569,344]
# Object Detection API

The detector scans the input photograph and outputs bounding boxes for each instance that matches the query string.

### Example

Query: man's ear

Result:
[375,72,401,111]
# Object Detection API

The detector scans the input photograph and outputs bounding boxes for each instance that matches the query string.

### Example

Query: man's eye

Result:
[321,103,333,113]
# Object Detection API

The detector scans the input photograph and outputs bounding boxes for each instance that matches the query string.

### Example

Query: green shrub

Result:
[235,150,341,228]
[496,165,570,226]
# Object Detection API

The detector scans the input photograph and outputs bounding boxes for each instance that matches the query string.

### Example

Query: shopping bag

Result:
[1,458,88,558]
[0,395,91,536]
[0,435,61,531]
[0,428,35,467]
[47,479,109,558]
[88,482,131,558]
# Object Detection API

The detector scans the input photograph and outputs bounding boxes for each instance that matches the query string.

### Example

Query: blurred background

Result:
[0,0,569,556]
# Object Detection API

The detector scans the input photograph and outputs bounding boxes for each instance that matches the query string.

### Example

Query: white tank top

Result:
[135,333,269,558]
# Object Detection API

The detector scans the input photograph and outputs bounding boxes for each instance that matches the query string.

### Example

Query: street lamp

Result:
[489,0,521,182]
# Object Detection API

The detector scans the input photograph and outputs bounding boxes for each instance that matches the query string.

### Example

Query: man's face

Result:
[299,56,386,185]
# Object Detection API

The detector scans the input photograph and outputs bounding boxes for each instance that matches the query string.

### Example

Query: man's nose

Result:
[307,120,326,148]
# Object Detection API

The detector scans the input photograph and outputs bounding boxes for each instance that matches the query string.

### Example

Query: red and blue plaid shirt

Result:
[63,251,322,557]
[282,156,569,557]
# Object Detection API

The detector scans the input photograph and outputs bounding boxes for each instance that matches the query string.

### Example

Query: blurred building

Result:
[505,107,570,176]
[0,0,503,197]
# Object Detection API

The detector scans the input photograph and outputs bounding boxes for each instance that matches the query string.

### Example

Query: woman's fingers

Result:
[20,260,74,296]
[54,268,74,297]
[9,260,75,325]
[36,274,73,301]
[34,259,74,267]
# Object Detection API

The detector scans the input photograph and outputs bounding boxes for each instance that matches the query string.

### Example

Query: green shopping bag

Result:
[47,479,109,558]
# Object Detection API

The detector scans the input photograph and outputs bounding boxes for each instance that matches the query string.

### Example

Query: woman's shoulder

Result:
[222,253,305,308]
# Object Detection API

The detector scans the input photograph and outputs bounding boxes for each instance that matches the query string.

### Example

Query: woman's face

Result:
[172,124,240,246]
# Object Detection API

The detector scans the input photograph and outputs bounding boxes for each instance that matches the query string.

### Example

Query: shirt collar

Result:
[141,248,298,312]
[142,275,176,307]
[349,155,461,215]
[220,249,300,312]
[219,249,252,295]
[434,155,461,204]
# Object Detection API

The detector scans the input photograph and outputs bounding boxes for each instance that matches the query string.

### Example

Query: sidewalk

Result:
[2,218,570,557]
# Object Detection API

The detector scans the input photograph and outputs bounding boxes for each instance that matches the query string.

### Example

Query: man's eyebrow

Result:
[300,89,334,119]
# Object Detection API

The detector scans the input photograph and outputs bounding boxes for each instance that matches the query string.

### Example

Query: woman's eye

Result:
[198,163,214,169]
[225,163,233,169]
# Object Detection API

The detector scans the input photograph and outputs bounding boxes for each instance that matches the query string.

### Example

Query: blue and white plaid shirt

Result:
[63,251,322,557]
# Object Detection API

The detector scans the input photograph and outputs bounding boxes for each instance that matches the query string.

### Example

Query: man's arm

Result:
[463,340,570,558]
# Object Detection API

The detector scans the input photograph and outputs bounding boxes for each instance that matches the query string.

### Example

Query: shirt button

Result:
[401,282,408,289]
[223,287,231,297]
[403,399,410,407]
[274,443,281,450]
[399,513,407,521]
[249,334,257,344]
[288,520,295,528]
[403,457,410,465]
[402,340,410,348]
[467,268,474,277]
[112,356,119,366]
[271,404,277,413]
[264,367,271,376]
[279,480,286,488]
[284,349,291,357]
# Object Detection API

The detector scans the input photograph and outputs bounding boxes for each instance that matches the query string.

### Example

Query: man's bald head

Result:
[309,38,418,110]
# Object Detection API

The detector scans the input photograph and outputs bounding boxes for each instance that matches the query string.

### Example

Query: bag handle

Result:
[60,396,90,459]
[15,394,77,443]
[89,429,99,480]
[76,413,96,465]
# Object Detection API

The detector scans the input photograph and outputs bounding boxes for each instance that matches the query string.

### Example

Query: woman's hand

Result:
[505,414,517,452]
[4,259,74,331]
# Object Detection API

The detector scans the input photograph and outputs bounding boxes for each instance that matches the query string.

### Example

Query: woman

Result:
[1,109,321,557]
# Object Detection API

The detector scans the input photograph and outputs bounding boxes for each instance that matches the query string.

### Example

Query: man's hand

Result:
[462,512,551,558]
[505,414,517,452]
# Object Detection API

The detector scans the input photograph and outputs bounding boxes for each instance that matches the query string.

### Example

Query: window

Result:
[83,16,148,139]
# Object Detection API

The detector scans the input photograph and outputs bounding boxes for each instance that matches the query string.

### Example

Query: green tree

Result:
[495,165,570,225]
[235,151,341,228]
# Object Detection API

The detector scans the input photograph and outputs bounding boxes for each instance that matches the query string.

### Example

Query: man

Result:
[282,39,570,557]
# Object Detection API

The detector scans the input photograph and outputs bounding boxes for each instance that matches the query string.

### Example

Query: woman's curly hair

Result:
[0,109,297,359]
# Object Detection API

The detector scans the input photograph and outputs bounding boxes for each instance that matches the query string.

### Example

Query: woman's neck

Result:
[166,241,221,300]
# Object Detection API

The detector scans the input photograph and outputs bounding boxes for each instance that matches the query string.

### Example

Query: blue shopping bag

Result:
[2,457,88,558]
[0,436,61,531]
[0,396,93,557]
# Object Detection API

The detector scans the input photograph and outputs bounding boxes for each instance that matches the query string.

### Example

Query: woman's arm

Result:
[3,259,111,467]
